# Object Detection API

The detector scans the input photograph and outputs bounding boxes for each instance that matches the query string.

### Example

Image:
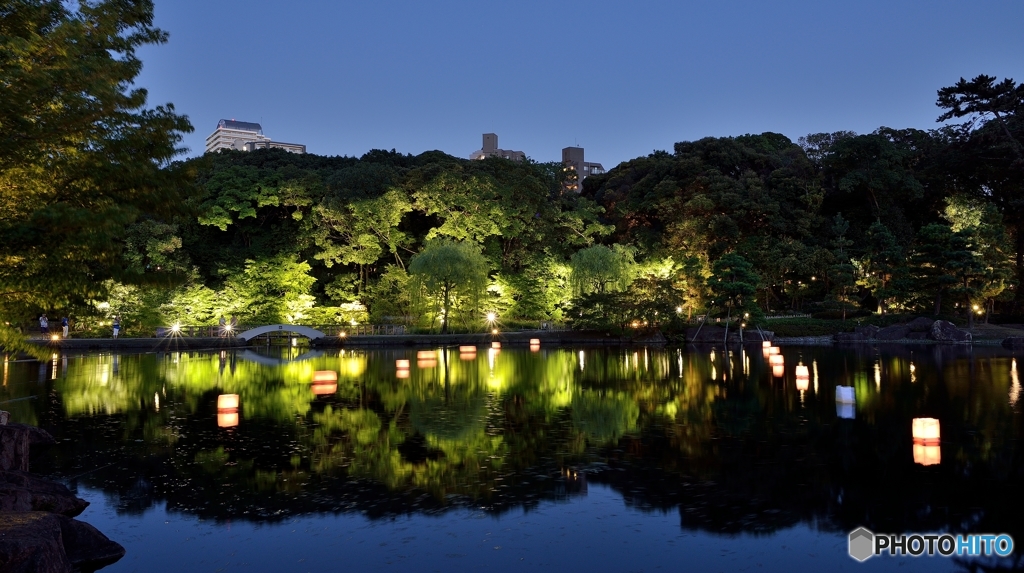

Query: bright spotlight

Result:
[171,323,181,333]
[486,312,496,323]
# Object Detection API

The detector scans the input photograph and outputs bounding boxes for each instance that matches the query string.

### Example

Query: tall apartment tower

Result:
[470,133,525,161]
[205,119,306,154]
[561,146,604,193]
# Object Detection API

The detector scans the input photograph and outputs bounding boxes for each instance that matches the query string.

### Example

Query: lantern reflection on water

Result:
[912,417,940,466]
[459,346,476,353]
[217,394,239,428]
[417,359,437,369]
[312,371,338,396]
[395,369,410,379]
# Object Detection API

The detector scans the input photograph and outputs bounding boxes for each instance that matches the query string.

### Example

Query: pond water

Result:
[2,343,1022,572]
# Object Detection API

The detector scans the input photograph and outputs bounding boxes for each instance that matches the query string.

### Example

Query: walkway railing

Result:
[158,324,407,338]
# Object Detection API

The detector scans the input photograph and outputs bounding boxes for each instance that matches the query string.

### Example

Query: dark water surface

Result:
[2,343,1022,572]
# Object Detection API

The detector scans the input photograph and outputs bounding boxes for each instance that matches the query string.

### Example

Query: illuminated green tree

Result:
[408,240,489,333]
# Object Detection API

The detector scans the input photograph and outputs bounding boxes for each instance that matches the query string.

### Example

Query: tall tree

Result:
[937,75,1024,308]
[0,0,192,352]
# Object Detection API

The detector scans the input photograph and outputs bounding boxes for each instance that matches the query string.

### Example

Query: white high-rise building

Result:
[205,119,306,154]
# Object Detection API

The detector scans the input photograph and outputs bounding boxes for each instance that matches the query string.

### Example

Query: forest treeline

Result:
[77,74,1023,335]
[0,0,1021,339]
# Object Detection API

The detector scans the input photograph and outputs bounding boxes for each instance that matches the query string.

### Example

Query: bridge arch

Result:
[236,324,326,341]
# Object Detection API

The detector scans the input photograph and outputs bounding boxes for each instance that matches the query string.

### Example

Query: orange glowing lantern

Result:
[795,365,810,391]
[912,417,940,466]
[768,346,781,355]
[313,371,337,383]
[217,394,239,428]
[396,369,409,379]
[491,342,501,349]
[762,341,771,349]
[530,339,541,346]
[530,344,540,352]
[396,359,410,369]
[217,394,239,411]
[417,350,436,359]
[912,418,940,444]
[459,346,476,353]
[772,365,785,378]
[769,354,784,366]
[417,359,437,369]
[311,371,338,396]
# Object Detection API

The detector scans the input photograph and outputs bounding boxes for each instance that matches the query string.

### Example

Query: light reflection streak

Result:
[1011,359,1020,407]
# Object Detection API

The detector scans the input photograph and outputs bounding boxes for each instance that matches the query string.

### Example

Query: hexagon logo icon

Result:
[849,527,874,562]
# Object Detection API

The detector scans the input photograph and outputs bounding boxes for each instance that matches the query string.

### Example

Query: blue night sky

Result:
[137,0,1024,167]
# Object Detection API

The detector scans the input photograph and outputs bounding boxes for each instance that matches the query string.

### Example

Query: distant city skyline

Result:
[137,1,1024,167]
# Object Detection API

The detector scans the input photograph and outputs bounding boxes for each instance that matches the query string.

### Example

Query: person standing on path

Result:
[39,314,48,336]
[61,316,69,338]
[112,316,121,339]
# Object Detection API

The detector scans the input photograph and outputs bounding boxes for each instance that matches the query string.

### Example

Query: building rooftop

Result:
[217,119,263,134]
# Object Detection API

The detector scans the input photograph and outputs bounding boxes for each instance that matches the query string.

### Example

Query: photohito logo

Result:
[848,528,1014,562]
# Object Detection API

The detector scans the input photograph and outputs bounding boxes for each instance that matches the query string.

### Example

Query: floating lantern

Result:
[492,342,501,349]
[417,359,437,369]
[769,354,784,366]
[313,371,337,383]
[911,418,941,466]
[530,343,540,352]
[772,365,785,378]
[795,365,810,391]
[217,394,239,411]
[417,350,436,359]
[768,346,781,355]
[459,346,476,353]
[835,386,855,403]
[396,359,410,369]
[762,341,771,349]
[912,418,940,444]
[217,394,239,428]
[311,371,338,395]
[530,339,540,346]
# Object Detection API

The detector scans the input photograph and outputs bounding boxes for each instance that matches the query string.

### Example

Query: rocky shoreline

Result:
[0,423,124,573]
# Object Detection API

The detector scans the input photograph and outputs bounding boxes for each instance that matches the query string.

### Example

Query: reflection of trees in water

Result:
[25,346,1024,559]
[571,390,638,443]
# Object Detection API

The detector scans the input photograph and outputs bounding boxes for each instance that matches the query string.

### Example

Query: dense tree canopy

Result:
[4,15,1022,340]
[0,0,192,350]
